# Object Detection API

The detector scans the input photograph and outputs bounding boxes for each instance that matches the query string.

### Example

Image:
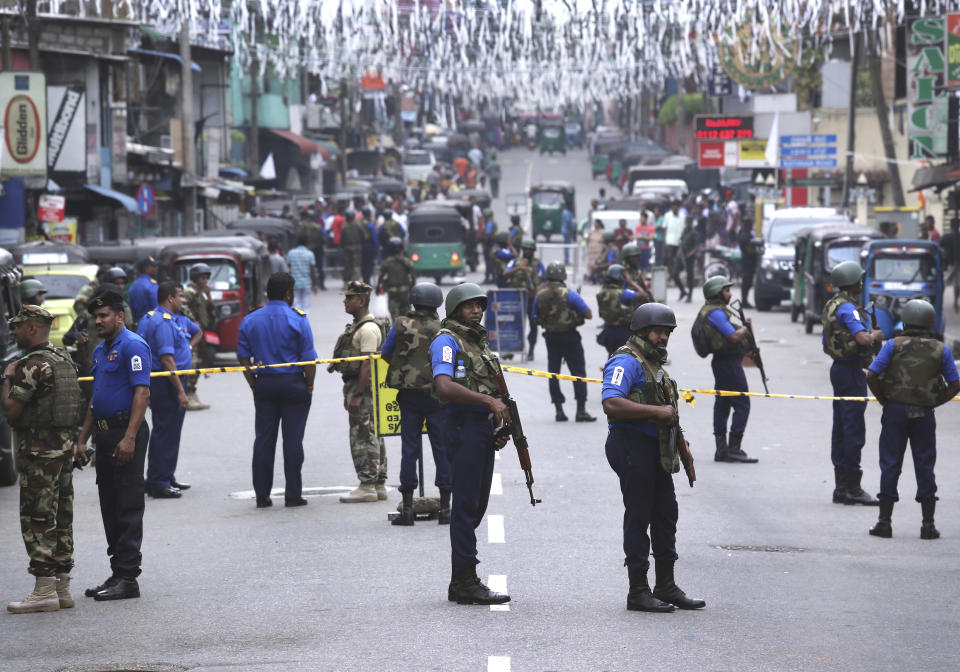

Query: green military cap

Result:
[341,281,373,296]
[9,304,54,326]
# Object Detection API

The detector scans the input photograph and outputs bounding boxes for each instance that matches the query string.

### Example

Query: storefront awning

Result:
[84,184,138,213]
[910,163,960,192]
[128,48,202,72]
[266,129,331,160]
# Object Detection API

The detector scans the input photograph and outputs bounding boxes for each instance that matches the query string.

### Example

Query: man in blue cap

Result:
[128,257,159,325]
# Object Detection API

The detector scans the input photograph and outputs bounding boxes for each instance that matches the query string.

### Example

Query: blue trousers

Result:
[830,359,867,469]
[878,402,937,503]
[444,410,496,571]
[605,428,678,572]
[544,330,587,403]
[397,389,451,494]
[711,353,750,436]
[598,325,632,356]
[252,373,311,500]
[146,378,186,494]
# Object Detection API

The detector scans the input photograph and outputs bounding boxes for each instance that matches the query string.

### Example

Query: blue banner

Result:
[0,178,25,245]
[780,134,838,146]
[485,289,527,354]
[780,145,838,157]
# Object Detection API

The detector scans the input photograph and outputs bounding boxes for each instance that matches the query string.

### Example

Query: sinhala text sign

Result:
[0,72,47,177]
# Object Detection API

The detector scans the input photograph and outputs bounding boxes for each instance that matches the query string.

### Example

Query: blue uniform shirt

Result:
[505,257,545,279]
[532,288,590,321]
[430,333,488,412]
[868,340,960,382]
[621,289,638,305]
[601,353,659,437]
[707,308,737,339]
[494,248,514,261]
[128,274,159,322]
[382,324,397,358]
[605,248,617,264]
[237,300,318,375]
[823,301,867,360]
[138,307,191,372]
[91,327,152,418]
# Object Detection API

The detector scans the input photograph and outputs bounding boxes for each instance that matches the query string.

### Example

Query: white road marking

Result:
[488,656,511,672]
[488,574,509,612]
[488,514,505,543]
[491,473,503,495]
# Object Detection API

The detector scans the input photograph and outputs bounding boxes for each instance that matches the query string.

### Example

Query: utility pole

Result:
[339,77,348,185]
[26,0,38,69]
[248,52,259,178]
[180,17,197,233]
[677,77,686,155]
[868,34,904,206]
[842,33,861,209]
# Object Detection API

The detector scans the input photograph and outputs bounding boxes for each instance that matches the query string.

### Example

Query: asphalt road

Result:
[2,148,959,672]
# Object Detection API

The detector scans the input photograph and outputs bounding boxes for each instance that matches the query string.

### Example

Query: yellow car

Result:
[21,263,99,347]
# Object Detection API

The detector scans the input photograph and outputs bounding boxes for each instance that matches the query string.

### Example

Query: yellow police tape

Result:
[76,354,958,404]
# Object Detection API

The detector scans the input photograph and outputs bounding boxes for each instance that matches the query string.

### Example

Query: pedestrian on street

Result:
[331,281,388,503]
[4,305,82,614]
[821,260,884,506]
[614,218,633,251]
[480,209,497,283]
[182,263,216,411]
[662,202,685,280]
[635,213,655,271]
[75,289,151,601]
[339,211,367,283]
[361,208,379,284]
[601,302,705,613]
[676,216,699,303]
[382,282,452,526]
[503,239,545,360]
[268,241,289,274]
[486,155,501,198]
[237,272,317,509]
[597,264,646,356]
[533,262,596,423]
[286,233,318,314]
[377,237,416,320]
[738,217,761,308]
[128,256,159,325]
[865,299,959,539]
[696,276,759,463]
[430,283,511,605]
[20,279,47,306]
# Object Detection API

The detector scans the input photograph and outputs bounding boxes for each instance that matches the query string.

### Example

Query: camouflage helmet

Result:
[521,238,537,251]
[410,281,443,309]
[189,262,213,280]
[602,231,616,244]
[605,264,626,282]
[20,278,47,301]
[901,298,936,329]
[620,243,641,260]
[630,302,677,332]
[445,282,487,316]
[104,267,127,283]
[703,275,734,299]
[389,236,404,251]
[545,262,566,282]
[493,231,510,246]
[830,260,864,288]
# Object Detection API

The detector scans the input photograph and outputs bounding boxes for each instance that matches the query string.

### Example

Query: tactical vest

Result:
[611,336,680,475]
[536,282,584,333]
[185,282,215,330]
[436,319,501,398]
[625,266,649,293]
[340,220,365,247]
[822,292,872,360]
[492,249,511,283]
[879,333,948,407]
[381,256,413,291]
[507,255,540,289]
[597,283,633,327]
[385,310,441,391]
[332,315,386,380]
[697,300,744,355]
[10,346,82,431]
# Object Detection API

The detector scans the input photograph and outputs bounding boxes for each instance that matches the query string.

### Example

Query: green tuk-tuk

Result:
[407,203,466,283]
[540,127,566,155]
[530,181,576,240]
[791,224,882,333]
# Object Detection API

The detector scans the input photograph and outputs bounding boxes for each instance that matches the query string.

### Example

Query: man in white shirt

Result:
[662,201,686,276]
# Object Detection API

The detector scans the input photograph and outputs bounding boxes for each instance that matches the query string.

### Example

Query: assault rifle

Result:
[658,372,696,488]
[490,365,541,506]
[865,302,883,355]
[730,299,769,394]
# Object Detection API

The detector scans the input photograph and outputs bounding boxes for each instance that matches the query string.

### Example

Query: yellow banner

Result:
[371,357,401,436]
[739,140,767,162]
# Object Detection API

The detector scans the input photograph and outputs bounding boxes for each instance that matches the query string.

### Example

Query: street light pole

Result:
[180,17,197,234]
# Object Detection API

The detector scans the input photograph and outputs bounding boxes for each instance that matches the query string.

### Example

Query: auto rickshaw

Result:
[223,217,299,252]
[540,126,566,155]
[0,246,22,486]
[21,262,100,346]
[862,239,945,339]
[156,235,271,352]
[790,224,883,333]
[407,203,466,283]
[591,129,626,178]
[454,188,493,216]
[564,121,583,148]
[530,181,576,240]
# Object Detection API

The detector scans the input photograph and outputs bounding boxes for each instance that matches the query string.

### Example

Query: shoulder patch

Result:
[294,308,306,316]
[162,312,172,320]
[442,345,454,363]
[150,278,158,284]
[131,355,143,372]
[610,365,625,387]
[851,309,862,323]
[147,310,155,317]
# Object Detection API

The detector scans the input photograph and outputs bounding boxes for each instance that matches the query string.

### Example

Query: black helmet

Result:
[104,266,127,283]
[630,302,677,331]
[605,264,626,282]
[189,262,213,280]
[410,281,443,309]
[389,236,404,251]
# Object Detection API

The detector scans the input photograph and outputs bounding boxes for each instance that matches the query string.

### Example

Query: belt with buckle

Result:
[95,412,131,432]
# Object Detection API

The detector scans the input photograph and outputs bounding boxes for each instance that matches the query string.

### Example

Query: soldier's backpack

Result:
[691,311,712,358]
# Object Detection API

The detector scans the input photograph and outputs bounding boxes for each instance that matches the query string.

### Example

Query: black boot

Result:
[93,577,139,601]
[626,566,674,613]
[575,400,597,422]
[832,467,846,504]
[438,490,451,525]
[554,402,568,422]
[920,500,940,540]
[713,433,728,462]
[453,566,510,605]
[392,490,415,526]
[527,345,535,360]
[725,433,758,463]
[843,469,879,506]
[869,500,893,538]
[652,560,706,610]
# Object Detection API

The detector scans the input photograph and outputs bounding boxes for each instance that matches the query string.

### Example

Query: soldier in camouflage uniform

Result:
[377,237,416,320]
[489,232,515,287]
[503,239,545,359]
[589,231,618,281]
[182,263,216,411]
[866,299,960,539]
[533,262,597,422]
[821,260,884,506]
[73,265,111,316]
[619,243,653,301]
[381,282,451,526]
[331,281,388,502]
[596,264,645,355]
[2,305,82,614]
[339,211,367,283]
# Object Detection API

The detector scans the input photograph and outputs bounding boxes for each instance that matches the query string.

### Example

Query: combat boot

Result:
[438,490,451,525]
[453,566,510,605]
[55,573,74,609]
[575,400,597,422]
[85,574,118,597]
[375,483,388,501]
[554,402,568,422]
[392,490,415,526]
[7,576,60,613]
[725,433,759,463]
[185,391,210,411]
[652,560,705,610]
[339,484,378,503]
[832,467,846,504]
[843,469,878,506]
[869,500,893,538]
[921,500,940,540]
[626,566,674,613]
[713,433,728,462]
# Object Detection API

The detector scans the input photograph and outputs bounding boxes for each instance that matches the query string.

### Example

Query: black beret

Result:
[87,288,125,314]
